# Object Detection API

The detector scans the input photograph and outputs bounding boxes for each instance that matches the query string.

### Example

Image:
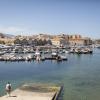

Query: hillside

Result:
[0,33,15,38]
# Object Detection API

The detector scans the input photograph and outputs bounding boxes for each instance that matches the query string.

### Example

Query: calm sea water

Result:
[0,49,100,100]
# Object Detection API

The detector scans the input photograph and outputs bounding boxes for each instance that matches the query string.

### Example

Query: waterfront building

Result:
[95,39,100,44]
[51,37,68,47]
[68,35,92,46]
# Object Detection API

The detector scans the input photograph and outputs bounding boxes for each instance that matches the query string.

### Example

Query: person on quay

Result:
[5,82,12,97]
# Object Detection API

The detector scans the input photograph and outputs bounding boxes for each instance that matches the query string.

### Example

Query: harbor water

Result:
[0,49,100,100]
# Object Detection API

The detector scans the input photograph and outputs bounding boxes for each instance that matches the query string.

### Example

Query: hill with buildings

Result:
[0,33,94,46]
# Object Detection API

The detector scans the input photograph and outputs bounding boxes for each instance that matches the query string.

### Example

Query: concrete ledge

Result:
[0,83,61,100]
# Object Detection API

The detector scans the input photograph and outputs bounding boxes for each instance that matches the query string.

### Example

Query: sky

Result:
[0,0,100,39]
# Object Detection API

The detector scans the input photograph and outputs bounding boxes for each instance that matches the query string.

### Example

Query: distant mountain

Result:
[5,33,15,38]
[0,33,15,38]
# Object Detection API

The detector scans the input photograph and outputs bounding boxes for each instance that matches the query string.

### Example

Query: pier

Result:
[0,83,62,100]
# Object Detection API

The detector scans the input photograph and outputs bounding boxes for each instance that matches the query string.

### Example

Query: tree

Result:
[47,40,52,45]
[42,39,47,45]
[33,39,38,46]
[37,39,43,45]
[14,38,21,44]
[21,38,28,45]
[0,40,5,44]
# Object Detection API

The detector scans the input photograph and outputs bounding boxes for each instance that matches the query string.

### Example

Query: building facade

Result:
[51,37,68,47]
[68,35,92,46]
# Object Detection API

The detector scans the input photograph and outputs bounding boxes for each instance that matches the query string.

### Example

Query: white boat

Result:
[65,50,69,54]
[69,48,75,53]
[18,56,23,60]
[95,44,100,48]
[27,54,33,59]
[25,57,29,61]
[35,52,40,55]
[60,55,68,60]
[81,49,88,54]
[35,49,41,56]
[52,52,57,56]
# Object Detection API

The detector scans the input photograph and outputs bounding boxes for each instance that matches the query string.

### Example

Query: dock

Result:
[0,83,62,100]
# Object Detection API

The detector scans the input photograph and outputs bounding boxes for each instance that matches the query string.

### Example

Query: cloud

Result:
[0,26,26,35]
